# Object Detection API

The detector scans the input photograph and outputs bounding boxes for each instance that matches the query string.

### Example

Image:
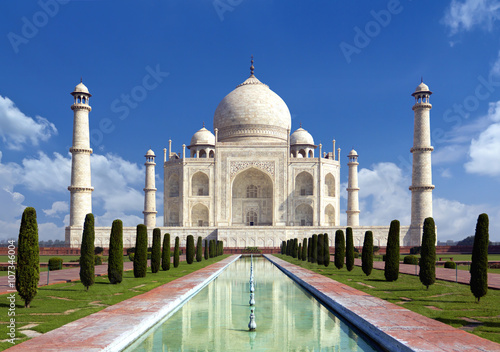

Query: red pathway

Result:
[6,255,239,351]
[353,258,500,290]
[0,256,187,295]
[267,255,500,352]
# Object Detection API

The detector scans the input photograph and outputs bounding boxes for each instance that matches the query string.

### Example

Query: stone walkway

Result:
[267,255,500,352]
[5,255,239,351]
[0,256,186,295]
[353,259,500,290]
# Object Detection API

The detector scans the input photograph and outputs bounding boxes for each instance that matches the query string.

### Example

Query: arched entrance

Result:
[231,168,273,226]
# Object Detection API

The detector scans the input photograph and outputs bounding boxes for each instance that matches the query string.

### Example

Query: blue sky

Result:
[1,0,500,242]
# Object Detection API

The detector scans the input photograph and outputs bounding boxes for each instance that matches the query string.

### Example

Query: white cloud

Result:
[38,222,66,242]
[464,101,500,175]
[43,201,69,217]
[22,152,71,193]
[442,0,500,35]
[433,144,468,165]
[344,162,412,226]
[491,50,500,76]
[344,162,500,241]
[0,96,57,150]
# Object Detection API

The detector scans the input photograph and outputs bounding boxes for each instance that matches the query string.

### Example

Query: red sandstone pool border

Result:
[265,254,500,352]
[5,255,240,352]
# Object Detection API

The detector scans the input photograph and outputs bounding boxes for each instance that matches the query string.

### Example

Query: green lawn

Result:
[0,255,229,351]
[275,254,500,344]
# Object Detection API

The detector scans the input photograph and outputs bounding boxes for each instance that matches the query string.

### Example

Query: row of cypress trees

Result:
[280,233,330,267]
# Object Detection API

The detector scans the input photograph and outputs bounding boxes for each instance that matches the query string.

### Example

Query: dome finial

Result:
[421,76,423,83]
[80,76,83,83]
[202,121,205,128]
[250,55,254,76]
[299,122,302,128]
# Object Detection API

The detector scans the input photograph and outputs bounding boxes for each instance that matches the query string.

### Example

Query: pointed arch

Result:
[325,173,335,197]
[191,203,209,227]
[295,203,313,226]
[192,172,209,196]
[168,174,179,197]
[295,171,313,196]
[325,204,335,226]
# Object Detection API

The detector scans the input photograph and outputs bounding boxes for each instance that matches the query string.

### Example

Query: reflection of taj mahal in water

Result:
[65,60,435,249]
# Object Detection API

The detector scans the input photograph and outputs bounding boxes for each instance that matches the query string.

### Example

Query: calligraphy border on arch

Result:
[229,161,275,179]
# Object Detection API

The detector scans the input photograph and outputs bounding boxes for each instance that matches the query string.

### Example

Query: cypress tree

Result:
[161,233,171,271]
[151,228,161,273]
[173,236,180,268]
[470,213,489,302]
[204,240,209,260]
[218,240,223,256]
[361,231,373,276]
[312,234,318,263]
[324,233,330,267]
[317,234,324,265]
[307,237,310,261]
[292,238,298,258]
[298,243,302,260]
[281,241,285,254]
[419,217,436,289]
[80,213,95,290]
[286,239,290,256]
[302,238,307,261]
[334,230,345,269]
[186,235,195,264]
[346,227,355,272]
[108,219,123,284]
[133,224,148,278]
[196,236,203,262]
[209,239,214,258]
[16,207,39,308]
[384,220,400,282]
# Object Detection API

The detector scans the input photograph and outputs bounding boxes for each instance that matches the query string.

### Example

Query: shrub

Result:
[334,230,345,270]
[129,253,135,261]
[382,254,386,261]
[133,224,148,278]
[108,219,123,284]
[384,220,400,282]
[444,261,456,269]
[94,246,104,255]
[174,236,180,268]
[312,234,318,263]
[196,236,203,262]
[16,207,40,308]
[419,217,436,289]
[186,235,195,264]
[324,233,330,267]
[161,233,171,271]
[354,252,359,258]
[404,255,419,265]
[150,228,161,273]
[126,247,135,255]
[410,246,421,255]
[470,213,489,302]
[94,256,103,265]
[302,238,307,262]
[373,246,380,254]
[48,257,62,271]
[346,227,354,271]
[80,213,95,290]
[317,234,324,265]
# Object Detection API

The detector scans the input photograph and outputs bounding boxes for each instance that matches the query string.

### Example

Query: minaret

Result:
[143,149,157,227]
[346,149,360,227]
[68,81,93,227]
[409,81,434,245]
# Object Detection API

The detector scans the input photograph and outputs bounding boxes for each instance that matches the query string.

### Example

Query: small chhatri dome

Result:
[145,149,155,157]
[214,60,291,143]
[412,81,432,96]
[189,126,215,147]
[348,149,358,157]
[290,127,315,146]
[72,81,91,96]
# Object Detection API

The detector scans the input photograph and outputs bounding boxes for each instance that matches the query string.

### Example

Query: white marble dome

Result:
[213,74,291,143]
[290,127,314,145]
[348,149,358,157]
[145,149,155,157]
[414,81,430,93]
[73,82,90,95]
[189,126,215,147]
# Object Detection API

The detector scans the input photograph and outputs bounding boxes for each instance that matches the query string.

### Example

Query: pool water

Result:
[124,257,381,351]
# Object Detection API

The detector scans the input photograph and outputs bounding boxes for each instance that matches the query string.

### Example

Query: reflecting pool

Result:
[124,257,381,351]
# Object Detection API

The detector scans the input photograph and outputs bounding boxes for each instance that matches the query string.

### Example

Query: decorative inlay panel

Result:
[230,161,275,178]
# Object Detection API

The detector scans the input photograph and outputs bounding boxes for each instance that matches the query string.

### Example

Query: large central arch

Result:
[231,168,273,226]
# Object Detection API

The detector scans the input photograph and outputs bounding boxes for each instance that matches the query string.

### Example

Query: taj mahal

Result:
[65,60,435,249]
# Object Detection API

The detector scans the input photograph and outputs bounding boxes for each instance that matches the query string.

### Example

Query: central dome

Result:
[213,74,291,143]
